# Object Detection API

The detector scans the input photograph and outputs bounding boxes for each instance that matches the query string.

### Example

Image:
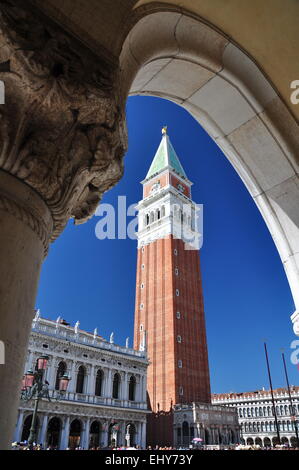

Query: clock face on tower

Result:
[151,182,161,193]
[177,183,185,193]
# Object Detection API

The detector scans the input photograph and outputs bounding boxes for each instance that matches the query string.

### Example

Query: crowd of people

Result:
[11,441,299,451]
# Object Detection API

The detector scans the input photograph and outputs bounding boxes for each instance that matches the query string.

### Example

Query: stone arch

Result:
[89,420,102,449]
[126,422,136,446]
[21,414,40,443]
[120,9,299,330]
[46,416,62,449]
[263,437,271,447]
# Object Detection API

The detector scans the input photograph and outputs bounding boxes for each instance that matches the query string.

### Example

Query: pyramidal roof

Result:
[145,128,188,180]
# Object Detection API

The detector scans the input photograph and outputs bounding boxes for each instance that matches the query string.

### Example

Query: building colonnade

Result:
[14,409,146,449]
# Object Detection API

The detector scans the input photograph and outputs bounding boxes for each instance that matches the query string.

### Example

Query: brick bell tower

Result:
[133,127,211,446]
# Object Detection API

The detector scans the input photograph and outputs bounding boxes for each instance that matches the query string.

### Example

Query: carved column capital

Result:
[0,0,127,242]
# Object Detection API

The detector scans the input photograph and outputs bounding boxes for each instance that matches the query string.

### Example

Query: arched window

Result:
[161,206,165,217]
[156,209,160,220]
[95,369,103,396]
[47,417,62,448]
[112,373,120,399]
[55,361,66,390]
[76,366,86,394]
[21,414,40,442]
[128,376,136,401]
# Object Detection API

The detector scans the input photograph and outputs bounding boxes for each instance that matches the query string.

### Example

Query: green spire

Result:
[145,127,188,180]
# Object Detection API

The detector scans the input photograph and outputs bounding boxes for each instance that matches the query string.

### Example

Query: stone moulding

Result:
[0,0,128,242]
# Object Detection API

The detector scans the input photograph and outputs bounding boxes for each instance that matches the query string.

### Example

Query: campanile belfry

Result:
[133,128,211,445]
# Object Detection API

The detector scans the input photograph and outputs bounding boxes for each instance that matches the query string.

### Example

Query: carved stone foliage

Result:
[0,0,127,241]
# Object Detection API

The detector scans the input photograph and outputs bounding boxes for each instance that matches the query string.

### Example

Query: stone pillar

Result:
[122,371,128,401]
[13,409,24,442]
[82,417,91,450]
[142,375,147,403]
[46,357,56,389]
[60,416,70,450]
[0,0,127,449]
[38,413,49,448]
[106,369,112,403]
[140,421,147,449]
[89,365,96,397]
[68,361,77,394]
[102,424,109,448]
[119,421,126,447]
[0,170,52,450]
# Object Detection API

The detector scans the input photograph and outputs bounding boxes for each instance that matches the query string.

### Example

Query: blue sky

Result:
[36,96,298,394]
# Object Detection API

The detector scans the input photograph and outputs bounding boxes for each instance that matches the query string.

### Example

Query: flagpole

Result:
[264,342,281,445]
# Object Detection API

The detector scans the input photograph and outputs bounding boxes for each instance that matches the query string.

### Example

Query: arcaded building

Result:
[212,387,299,447]
[14,313,149,449]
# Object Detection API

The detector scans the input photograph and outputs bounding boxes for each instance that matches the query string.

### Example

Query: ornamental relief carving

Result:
[0,0,127,241]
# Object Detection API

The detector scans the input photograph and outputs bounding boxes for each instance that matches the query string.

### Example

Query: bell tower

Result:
[133,127,211,445]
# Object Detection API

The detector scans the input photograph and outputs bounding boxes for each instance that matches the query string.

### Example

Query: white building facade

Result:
[212,387,299,447]
[14,315,149,449]
[173,402,240,448]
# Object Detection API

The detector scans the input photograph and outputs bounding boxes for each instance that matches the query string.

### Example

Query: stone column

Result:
[106,369,112,404]
[89,365,96,397]
[102,423,109,448]
[13,409,24,442]
[60,416,70,450]
[0,0,127,450]
[0,170,52,450]
[82,417,91,450]
[141,421,147,449]
[38,413,49,448]
[46,357,56,389]
[122,371,128,401]
[68,361,77,394]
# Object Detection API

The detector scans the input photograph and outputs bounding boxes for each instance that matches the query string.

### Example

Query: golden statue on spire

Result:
[162,126,167,135]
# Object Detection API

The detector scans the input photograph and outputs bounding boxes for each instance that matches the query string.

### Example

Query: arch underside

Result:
[120,10,299,331]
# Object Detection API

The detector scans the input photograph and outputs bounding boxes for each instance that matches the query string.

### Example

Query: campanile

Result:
[133,127,211,445]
